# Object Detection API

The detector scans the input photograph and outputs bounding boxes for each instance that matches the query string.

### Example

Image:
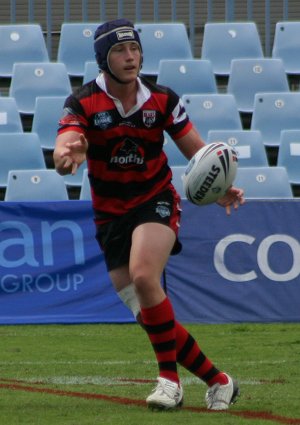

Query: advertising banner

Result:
[0,200,300,324]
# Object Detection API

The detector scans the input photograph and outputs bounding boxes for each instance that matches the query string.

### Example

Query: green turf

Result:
[0,322,299,425]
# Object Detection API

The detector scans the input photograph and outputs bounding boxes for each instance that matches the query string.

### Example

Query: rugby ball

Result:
[182,142,238,206]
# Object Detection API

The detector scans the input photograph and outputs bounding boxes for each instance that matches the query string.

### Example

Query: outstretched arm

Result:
[53,131,88,176]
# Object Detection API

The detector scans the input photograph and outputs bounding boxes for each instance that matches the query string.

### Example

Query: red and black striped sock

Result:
[175,321,228,386]
[141,297,179,384]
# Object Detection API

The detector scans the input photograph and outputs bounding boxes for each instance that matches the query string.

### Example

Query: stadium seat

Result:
[163,133,189,166]
[207,129,268,167]
[32,96,66,150]
[227,58,289,113]
[272,21,300,75]
[277,130,300,185]
[0,97,23,132]
[134,23,193,76]
[79,169,92,200]
[9,62,72,114]
[250,92,300,147]
[201,22,264,75]
[157,59,217,97]
[0,133,46,187]
[234,166,293,199]
[171,166,186,199]
[63,161,88,188]
[4,169,69,201]
[83,61,99,84]
[182,93,242,142]
[0,24,49,77]
[57,23,100,76]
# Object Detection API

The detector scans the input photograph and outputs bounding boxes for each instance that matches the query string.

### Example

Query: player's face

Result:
[108,42,141,82]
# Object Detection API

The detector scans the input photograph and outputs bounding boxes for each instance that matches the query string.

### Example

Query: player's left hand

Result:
[217,186,245,215]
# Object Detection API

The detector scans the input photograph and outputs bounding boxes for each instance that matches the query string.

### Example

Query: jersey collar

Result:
[96,73,151,117]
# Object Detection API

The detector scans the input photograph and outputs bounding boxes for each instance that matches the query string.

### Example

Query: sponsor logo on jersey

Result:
[143,110,156,128]
[94,112,113,129]
[110,138,145,169]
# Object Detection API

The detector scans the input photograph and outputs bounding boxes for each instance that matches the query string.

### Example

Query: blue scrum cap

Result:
[94,18,142,73]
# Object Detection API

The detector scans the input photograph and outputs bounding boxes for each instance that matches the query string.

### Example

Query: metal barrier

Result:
[2,0,297,60]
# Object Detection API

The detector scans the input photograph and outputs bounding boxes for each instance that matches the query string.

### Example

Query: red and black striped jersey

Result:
[57,75,192,223]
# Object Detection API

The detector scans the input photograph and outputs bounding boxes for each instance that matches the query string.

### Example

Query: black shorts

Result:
[95,189,182,271]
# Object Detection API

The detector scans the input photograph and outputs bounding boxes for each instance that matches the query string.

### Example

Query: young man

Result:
[53,19,244,411]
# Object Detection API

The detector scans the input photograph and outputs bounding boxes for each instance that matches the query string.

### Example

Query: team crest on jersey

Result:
[143,110,156,128]
[94,111,113,129]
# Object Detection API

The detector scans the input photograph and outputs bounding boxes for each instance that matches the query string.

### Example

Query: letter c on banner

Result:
[214,234,256,282]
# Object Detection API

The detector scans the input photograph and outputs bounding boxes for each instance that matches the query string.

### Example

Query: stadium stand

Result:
[57,23,100,76]
[0,97,23,132]
[31,96,66,150]
[0,24,49,77]
[250,92,300,147]
[227,58,289,113]
[234,166,293,199]
[134,22,193,76]
[0,133,46,188]
[272,21,300,75]
[201,22,264,75]
[163,133,189,166]
[157,59,218,97]
[9,62,72,114]
[79,169,92,200]
[182,93,243,142]
[4,169,69,201]
[83,61,99,84]
[207,130,269,167]
[277,129,300,186]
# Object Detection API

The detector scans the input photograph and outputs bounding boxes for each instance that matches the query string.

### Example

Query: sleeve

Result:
[164,88,193,140]
[57,95,89,135]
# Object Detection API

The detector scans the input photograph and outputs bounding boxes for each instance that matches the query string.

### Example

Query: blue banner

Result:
[0,200,300,324]
[0,201,133,324]
[167,200,300,323]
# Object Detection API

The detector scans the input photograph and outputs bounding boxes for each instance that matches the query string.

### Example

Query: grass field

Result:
[0,322,299,425]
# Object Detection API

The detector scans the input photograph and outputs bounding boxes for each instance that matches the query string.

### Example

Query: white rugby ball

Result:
[182,142,238,206]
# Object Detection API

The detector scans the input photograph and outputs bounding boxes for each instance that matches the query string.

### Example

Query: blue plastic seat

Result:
[0,24,49,77]
[157,59,217,97]
[63,161,88,188]
[57,23,100,76]
[201,22,264,75]
[227,58,289,113]
[9,62,72,114]
[0,133,46,187]
[234,166,293,199]
[250,92,300,147]
[79,169,92,200]
[32,96,66,150]
[4,169,69,201]
[163,133,189,166]
[207,130,268,167]
[277,130,300,185]
[134,23,193,76]
[171,166,186,199]
[182,93,242,142]
[0,97,23,132]
[272,21,300,74]
[83,61,99,84]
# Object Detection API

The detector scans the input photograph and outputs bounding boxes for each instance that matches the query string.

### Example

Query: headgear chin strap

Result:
[94,18,143,84]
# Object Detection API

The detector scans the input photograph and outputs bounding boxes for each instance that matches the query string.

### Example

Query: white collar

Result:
[96,73,151,117]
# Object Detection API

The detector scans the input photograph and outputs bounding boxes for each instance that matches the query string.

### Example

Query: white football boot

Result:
[146,377,183,410]
[205,373,240,410]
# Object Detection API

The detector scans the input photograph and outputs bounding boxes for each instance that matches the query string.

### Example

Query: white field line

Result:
[0,376,268,386]
[0,359,287,366]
